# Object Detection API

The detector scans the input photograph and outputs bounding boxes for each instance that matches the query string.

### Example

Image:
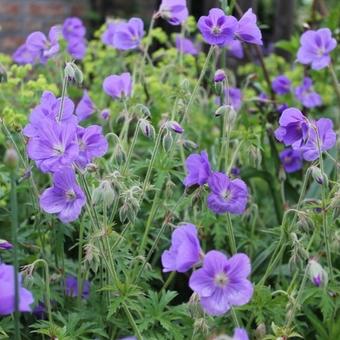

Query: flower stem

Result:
[226,213,237,254]
[10,170,21,340]
[122,120,140,176]
[161,272,176,291]
[182,46,215,123]
[57,73,68,122]
[328,62,340,108]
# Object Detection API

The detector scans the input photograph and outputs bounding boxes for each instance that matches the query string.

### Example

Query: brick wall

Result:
[0,0,90,54]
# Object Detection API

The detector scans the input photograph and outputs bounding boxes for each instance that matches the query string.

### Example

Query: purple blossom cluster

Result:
[24,90,108,223]
[275,107,336,164]
[184,151,248,215]
[12,17,87,64]
[101,18,144,50]
[161,224,253,316]
[198,8,262,47]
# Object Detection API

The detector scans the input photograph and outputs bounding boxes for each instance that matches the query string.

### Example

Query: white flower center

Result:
[214,272,228,288]
[65,189,76,201]
[53,144,65,155]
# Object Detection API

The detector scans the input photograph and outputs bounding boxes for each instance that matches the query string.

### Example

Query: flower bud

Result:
[100,108,110,121]
[214,105,237,125]
[113,143,126,165]
[214,69,226,83]
[0,239,13,250]
[86,163,98,173]
[162,131,173,152]
[92,180,116,207]
[183,139,198,151]
[4,147,19,169]
[64,62,75,79]
[167,121,184,134]
[311,166,328,186]
[255,323,266,339]
[139,119,155,139]
[308,259,328,287]
[73,63,84,85]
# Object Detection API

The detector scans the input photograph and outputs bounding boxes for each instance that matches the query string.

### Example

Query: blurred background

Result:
[0,0,336,54]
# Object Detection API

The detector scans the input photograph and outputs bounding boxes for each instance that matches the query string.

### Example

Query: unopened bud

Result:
[86,163,98,173]
[214,69,226,83]
[311,166,328,186]
[4,147,18,169]
[100,108,110,121]
[139,119,155,138]
[255,323,266,339]
[214,105,237,125]
[167,121,184,134]
[308,259,328,287]
[64,62,75,79]
[73,63,84,84]
[92,180,115,207]
[162,131,173,151]
[0,239,13,250]
[113,143,126,165]
[183,139,198,151]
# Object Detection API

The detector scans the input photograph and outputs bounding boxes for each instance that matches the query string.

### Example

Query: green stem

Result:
[182,46,215,123]
[161,272,176,291]
[77,217,85,306]
[10,171,21,340]
[122,303,143,340]
[122,120,140,176]
[226,213,237,254]
[57,73,68,122]
[328,62,340,108]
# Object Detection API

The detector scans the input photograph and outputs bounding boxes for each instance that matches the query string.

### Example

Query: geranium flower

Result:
[184,151,212,187]
[299,118,336,161]
[274,107,309,148]
[75,125,108,168]
[159,0,188,26]
[297,28,337,70]
[0,239,13,250]
[65,275,90,299]
[113,18,144,50]
[26,26,61,63]
[75,90,96,122]
[224,40,244,59]
[294,77,322,109]
[198,8,237,46]
[279,148,303,173]
[207,172,248,215]
[235,9,263,45]
[103,72,132,99]
[161,224,201,273]
[67,38,87,60]
[102,22,119,46]
[27,120,79,173]
[0,264,34,315]
[62,17,86,40]
[12,44,36,65]
[272,75,291,95]
[189,250,253,316]
[40,168,86,223]
[175,36,198,55]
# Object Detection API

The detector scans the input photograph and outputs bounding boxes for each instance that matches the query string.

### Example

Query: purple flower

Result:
[299,118,336,161]
[0,263,34,315]
[113,18,144,50]
[65,275,90,299]
[233,328,249,340]
[103,72,132,99]
[40,168,86,223]
[294,77,322,108]
[33,302,46,319]
[272,75,291,95]
[62,17,86,41]
[26,26,61,63]
[235,9,263,45]
[189,251,253,316]
[277,103,288,114]
[27,120,79,173]
[75,90,96,121]
[12,44,36,65]
[231,167,241,177]
[214,69,226,83]
[168,121,184,134]
[161,224,201,273]
[67,38,87,60]
[224,39,244,59]
[197,8,237,46]
[184,151,212,187]
[279,148,303,173]
[76,125,108,168]
[175,36,198,55]
[100,108,110,120]
[0,239,13,250]
[297,28,337,70]
[218,87,243,110]
[102,22,119,46]
[207,172,248,215]
[159,0,188,25]
[274,107,309,149]
[23,91,76,138]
